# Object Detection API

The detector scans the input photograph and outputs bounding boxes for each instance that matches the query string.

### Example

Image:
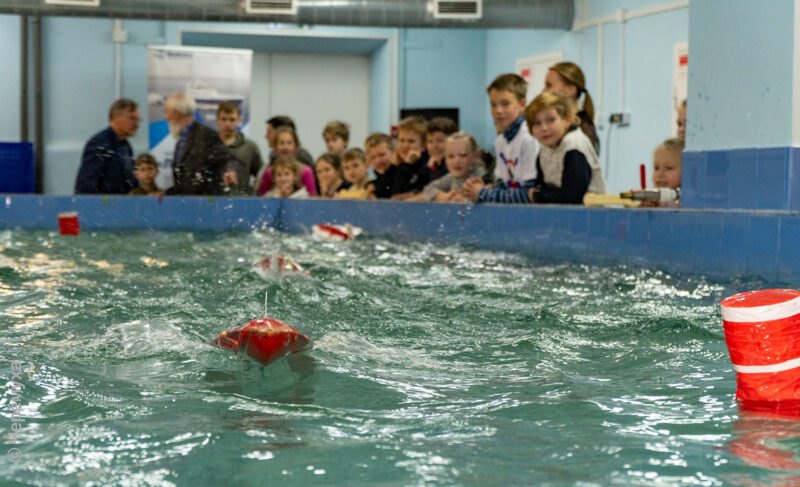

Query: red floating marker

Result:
[721,289,800,416]
[58,211,80,236]
[215,318,311,367]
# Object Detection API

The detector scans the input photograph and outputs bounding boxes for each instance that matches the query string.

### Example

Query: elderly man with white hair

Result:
[163,92,240,195]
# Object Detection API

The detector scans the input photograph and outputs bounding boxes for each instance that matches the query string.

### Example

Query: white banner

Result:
[147,45,253,190]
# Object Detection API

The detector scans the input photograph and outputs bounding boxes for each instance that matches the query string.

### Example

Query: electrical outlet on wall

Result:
[609,113,631,126]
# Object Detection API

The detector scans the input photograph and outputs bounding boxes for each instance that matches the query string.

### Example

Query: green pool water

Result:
[0,229,798,486]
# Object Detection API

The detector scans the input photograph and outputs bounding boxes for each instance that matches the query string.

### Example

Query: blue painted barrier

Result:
[0,195,796,281]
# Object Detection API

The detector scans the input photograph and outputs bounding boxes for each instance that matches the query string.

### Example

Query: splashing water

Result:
[0,229,795,486]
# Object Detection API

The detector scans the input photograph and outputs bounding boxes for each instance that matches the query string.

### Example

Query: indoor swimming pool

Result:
[0,228,795,486]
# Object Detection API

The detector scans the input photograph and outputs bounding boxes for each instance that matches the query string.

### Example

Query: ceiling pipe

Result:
[0,0,574,29]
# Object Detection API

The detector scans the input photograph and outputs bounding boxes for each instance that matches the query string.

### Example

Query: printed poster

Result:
[147,45,253,190]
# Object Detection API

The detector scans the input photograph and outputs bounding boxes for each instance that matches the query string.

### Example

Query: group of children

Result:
[130,61,683,207]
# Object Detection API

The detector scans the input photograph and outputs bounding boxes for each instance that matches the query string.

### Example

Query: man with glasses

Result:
[75,98,141,194]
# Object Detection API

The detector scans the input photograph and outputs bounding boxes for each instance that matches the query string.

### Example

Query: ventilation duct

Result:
[44,0,100,6]
[245,0,297,16]
[0,0,573,29]
[433,0,482,20]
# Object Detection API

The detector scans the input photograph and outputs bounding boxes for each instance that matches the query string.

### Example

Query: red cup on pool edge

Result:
[58,211,80,236]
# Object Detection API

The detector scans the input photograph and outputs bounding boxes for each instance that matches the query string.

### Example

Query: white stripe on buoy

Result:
[721,295,800,323]
[733,357,800,374]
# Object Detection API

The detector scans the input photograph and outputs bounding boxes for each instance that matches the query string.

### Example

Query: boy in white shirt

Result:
[463,73,539,204]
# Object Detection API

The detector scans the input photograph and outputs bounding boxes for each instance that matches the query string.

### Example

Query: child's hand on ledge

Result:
[461,177,485,202]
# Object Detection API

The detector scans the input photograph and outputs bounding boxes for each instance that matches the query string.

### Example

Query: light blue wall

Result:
[0,15,21,141]
[40,17,158,194]
[594,7,688,191]
[688,0,794,151]
[370,39,392,134]
[43,17,117,195]
[585,0,678,18]
[400,29,487,140]
[167,21,398,136]
[484,29,576,147]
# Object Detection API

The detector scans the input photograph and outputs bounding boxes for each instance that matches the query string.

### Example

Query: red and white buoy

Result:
[721,289,800,416]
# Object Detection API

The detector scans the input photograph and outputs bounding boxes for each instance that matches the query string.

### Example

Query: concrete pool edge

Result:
[0,195,797,281]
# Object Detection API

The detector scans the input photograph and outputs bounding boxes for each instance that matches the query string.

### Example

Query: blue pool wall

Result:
[1,195,798,283]
[681,0,800,212]
[682,148,800,211]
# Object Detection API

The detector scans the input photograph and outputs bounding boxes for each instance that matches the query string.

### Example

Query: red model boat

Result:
[312,223,363,240]
[215,318,311,367]
[252,255,309,278]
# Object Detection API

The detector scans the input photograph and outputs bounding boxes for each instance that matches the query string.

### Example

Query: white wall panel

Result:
[250,52,369,160]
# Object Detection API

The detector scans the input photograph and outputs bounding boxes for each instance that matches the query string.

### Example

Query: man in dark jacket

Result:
[75,99,140,194]
[163,93,240,195]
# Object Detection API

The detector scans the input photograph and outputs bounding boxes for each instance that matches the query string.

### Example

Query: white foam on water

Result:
[313,331,434,367]
[54,320,212,365]
[109,320,210,359]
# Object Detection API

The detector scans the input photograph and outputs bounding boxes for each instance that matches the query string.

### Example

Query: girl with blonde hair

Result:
[526,92,606,204]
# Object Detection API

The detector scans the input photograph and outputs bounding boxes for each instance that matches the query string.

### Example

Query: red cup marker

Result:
[721,289,800,416]
[58,211,80,236]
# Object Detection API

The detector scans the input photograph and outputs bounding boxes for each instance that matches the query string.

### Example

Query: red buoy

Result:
[721,289,800,416]
[215,318,311,367]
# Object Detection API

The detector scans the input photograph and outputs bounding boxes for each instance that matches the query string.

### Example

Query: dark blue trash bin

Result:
[0,142,36,193]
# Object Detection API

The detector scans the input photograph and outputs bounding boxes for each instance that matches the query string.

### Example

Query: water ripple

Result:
[0,229,768,486]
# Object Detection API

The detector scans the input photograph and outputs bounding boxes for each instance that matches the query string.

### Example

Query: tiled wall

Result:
[683,148,799,210]
[0,196,798,282]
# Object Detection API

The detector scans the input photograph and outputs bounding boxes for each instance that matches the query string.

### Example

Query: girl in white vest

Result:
[525,92,607,204]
